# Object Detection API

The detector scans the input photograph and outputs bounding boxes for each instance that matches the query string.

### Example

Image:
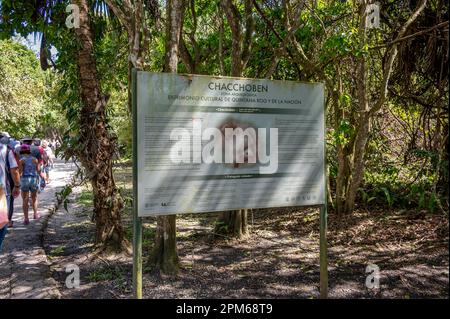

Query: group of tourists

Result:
[0,132,58,250]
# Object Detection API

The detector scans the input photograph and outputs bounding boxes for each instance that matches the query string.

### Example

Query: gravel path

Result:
[0,159,75,299]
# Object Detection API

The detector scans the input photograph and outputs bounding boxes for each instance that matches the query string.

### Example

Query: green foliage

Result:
[87,266,124,282]
[381,187,394,207]
[332,119,354,146]
[78,190,94,207]
[214,220,229,233]
[49,246,65,256]
[56,184,73,212]
[408,184,439,213]
[0,39,45,136]
[359,189,376,207]
[1,0,447,218]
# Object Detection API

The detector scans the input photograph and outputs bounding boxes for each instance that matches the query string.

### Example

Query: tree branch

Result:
[370,20,449,49]
[252,0,301,77]
[370,0,428,116]
[240,0,254,72]
[264,0,306,78]
[104,0,132,35]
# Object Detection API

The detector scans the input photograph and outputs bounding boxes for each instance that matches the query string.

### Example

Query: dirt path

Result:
[0,159,76,299]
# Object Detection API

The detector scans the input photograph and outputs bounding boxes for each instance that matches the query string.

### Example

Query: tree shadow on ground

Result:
[45,193,449,299]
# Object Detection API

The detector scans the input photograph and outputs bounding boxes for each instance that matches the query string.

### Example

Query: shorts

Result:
[20,176,39,193]
[43,166,50,173]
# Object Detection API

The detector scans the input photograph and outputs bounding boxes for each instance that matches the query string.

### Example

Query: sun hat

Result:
[22,137,33,145]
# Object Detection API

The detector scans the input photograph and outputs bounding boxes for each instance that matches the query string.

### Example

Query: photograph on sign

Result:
[136,72,325,216]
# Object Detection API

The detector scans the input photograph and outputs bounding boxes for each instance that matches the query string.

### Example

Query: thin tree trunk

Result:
[215,0,254,238]
[150,0,183,275]
[431,83,446,214]
[73,0,127,250]
[335,144,351,214]
[345,114,370,213]
[343,0,427,213]
[218,14,225,75]
[330,74,346,214]
[151,214,179,274]
[343,2,370,214]
[221,0,242,77]
[328,70,351,215]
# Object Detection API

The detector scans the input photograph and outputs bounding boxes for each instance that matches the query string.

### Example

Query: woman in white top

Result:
[41,140,55,184]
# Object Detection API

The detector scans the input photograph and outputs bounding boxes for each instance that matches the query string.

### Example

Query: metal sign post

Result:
[132,68,143,299]
[320,203,328,298]
[320,93,328,299]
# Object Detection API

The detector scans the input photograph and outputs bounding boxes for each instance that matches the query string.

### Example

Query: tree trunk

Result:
[215,0,254,238]
[345,114,370,213]
[343,2,372,213]
[221,0,242,76]
[329,71,352,215]
[150,0,183,275]
[215,209,249,238]
[150,214,179,274]
[72,0,126,250]
[343,0,428,213]
[218,14,225,75]
[335,145,351,214]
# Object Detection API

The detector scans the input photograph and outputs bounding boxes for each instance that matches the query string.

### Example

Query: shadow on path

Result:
[0,159,76,299]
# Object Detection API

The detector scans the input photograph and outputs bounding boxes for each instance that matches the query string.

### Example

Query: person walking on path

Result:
[19,137,46,192]
[0,132,20,227]
[0,139,20,249]
[18,144,41,225]
[33,139,48,192]
[41,140,54,184]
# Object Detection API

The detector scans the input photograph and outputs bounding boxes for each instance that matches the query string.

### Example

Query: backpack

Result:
[5,147,14,189]
[5,147,16,190]
[41,146,49,166]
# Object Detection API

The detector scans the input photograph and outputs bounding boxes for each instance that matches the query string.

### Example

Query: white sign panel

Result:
[136,72,325,216]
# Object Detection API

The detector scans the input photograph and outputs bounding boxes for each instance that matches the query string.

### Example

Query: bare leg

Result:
[31,192,39,219]
[45,168,50,183]
[22,191,30,224]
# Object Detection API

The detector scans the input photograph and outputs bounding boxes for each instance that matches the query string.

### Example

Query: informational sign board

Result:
[136,72,325,216]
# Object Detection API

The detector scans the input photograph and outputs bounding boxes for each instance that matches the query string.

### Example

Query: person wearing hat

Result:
[21,137,47,192]
[0,133,20,249]
[41,140,54,184]
[0,131,10,144]
[21,137,42,160]
[0,132,20,228]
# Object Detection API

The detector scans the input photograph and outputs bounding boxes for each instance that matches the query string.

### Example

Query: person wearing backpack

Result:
[1,132,20,227]
[0,134,20,249]
[20,137,45,192]
[33,138,48,192]
[20,137,42,160]
[41,140,54,184]
[18,144,41,225]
